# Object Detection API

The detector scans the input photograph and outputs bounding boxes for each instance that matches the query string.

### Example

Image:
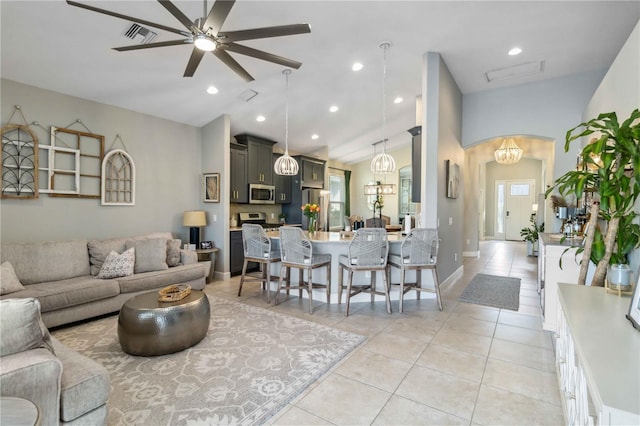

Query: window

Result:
[399,166,417,216]
[329,172,345,231]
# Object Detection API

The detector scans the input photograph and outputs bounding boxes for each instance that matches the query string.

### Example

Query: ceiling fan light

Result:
[494,138,523,165]
[194,35,216,51]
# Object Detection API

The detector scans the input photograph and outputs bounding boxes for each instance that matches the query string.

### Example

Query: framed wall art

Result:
[446,160,460,199]
[203,173,220,203]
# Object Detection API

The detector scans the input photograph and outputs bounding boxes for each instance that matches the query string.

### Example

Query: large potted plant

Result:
[547,109,640,287]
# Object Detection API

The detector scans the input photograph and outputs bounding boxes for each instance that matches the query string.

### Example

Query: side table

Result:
[196,248,219,283]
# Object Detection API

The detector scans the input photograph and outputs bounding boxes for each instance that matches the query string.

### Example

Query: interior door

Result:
[505,180,535,241]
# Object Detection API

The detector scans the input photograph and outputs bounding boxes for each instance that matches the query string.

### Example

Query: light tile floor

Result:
[205,240,564,425]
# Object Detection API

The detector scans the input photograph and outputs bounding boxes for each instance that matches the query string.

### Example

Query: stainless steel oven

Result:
[249,184,275,204]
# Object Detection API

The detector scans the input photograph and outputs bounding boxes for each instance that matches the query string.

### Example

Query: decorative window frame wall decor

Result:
[48,126,104,198]
[101,148,136,206]
[1,124,39,199]
[38,144,80,195]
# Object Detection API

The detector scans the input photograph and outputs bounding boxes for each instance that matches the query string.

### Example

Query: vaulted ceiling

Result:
[2,1,638,164]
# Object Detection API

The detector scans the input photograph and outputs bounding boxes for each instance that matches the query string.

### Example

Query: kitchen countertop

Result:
[265,230,406,242]
[539,232,584,247]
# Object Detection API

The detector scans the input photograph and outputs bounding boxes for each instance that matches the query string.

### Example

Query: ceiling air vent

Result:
[123,23,158,44]
[485,60,545,83]
[238,89,258,102]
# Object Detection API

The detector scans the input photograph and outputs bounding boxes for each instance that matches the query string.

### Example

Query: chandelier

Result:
[370,41,396,174]
[274,69,299,176]
[494,138,523,165]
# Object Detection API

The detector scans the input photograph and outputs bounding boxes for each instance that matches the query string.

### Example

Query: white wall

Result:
[201,114,230,276]
[1,79,202,243]
[583,19,640,282]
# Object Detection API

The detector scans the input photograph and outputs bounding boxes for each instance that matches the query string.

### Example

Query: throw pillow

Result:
[0,298,54,357]
[88,238,127,276]
[166,239,182,267]
[97,248,135,279]
[0,261,25,295]
[125,238,169,273]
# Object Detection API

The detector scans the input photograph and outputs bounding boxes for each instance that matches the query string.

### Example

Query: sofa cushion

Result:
[97,248,135,279]
[118,263,205,293]
[125,238,169,273]
[0,298,54,356]
[52,338,109,423]
[1,261,25,295]
[9,277,121,313]
[88,238,127,276]
[167,239,182,267]
[1,240,90,285]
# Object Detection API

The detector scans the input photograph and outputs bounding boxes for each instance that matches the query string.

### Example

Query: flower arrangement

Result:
[301,203,320,232]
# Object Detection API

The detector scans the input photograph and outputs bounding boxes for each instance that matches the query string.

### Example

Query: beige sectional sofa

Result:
[0,232,206,328]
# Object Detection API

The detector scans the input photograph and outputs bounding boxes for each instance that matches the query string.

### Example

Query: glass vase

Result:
[308,217,316,235]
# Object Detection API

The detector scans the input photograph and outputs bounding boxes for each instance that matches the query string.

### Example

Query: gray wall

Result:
[461,70,606,254]
[1,79,203,243]
[422,52,464,281]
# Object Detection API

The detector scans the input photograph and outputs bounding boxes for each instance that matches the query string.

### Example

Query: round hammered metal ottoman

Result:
[118,290,210,356]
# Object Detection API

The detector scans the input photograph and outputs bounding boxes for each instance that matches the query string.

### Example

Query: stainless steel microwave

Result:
[249,184,275,204]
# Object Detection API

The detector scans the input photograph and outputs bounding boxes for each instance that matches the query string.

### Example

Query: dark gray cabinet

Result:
[300,158,325,189]
[409,126,421,202]
[235,134,276,185]
[230,230,257,276]
[230,144,248,203]
[273,154,292,204]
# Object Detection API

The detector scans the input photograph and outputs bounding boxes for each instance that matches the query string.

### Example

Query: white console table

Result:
[539,233,584,332]
[556,284,640,425]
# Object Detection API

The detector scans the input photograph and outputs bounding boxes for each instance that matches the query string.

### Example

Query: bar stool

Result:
[276,226,331,314]
[388,228,442,312]
[238,224,281,303]
[338,228,391,316]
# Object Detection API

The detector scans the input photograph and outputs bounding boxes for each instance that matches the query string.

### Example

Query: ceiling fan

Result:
[66,0,311,82]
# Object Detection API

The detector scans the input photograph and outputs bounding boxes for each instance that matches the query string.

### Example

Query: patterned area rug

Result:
[52,295,364,425]
[459,273,521,311]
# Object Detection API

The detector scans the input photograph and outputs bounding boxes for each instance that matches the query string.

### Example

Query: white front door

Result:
[505,180,535,241]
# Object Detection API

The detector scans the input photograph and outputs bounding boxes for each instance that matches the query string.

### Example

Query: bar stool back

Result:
[238,224,281,303]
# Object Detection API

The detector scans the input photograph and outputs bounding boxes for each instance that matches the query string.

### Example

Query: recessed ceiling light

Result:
[329,105,339,113]
[508,47,522,56]
[393,97,403,104]
[256,115,266,122]
[311,134,319,140]
[352,62,363,71]
[206,86,218,94]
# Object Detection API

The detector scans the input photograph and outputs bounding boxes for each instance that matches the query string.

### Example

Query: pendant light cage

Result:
[494,138,523,165]
[274,69,299,176]
[370,41,396,175]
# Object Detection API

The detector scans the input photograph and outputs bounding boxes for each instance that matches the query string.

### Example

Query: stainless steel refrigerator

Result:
[301,188,329,231]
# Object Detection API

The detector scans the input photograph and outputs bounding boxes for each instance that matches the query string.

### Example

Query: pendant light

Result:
[274,69,299,176]
[370,41,396,174]
[494,138,523,165]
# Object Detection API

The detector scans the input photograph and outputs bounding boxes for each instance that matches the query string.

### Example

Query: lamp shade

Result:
[364,183,396,195]
[183,210,207,227]
[494,138,523,165]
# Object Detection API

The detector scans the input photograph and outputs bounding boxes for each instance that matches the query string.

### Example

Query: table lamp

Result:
[183,210,206,248]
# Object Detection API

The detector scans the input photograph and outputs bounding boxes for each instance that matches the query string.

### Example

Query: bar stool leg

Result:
[384,266,392,314]
[238,259,249,296]
[432,268,443,311]
[307,267,314,314]
[345,269,354,317]
[326,263,331,304]
[399,267,406,313]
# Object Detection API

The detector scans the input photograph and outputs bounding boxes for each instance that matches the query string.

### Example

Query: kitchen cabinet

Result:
[230,230,258,276]
[230,144,248,203]
[273,154,291,204]
[300,157,325,189]
[235,134,276,185]
[409,126,421,202]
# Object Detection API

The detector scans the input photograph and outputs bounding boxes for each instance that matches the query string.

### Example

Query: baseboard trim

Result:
[463,251,480,258]
[213,271,231,282]
[440,265,463,291]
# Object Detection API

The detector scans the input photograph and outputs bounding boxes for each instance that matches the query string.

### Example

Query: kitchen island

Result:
[264,230,438,306]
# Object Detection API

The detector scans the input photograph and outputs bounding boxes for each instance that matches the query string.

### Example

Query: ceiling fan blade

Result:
[66,1,186,36]
[157,0,198,33]
[220,24,311,43]
[113,39,191,52]
[223,43,302,69]
[213,50,254,82]
[184,48,206,77]
[203,0,235,35]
